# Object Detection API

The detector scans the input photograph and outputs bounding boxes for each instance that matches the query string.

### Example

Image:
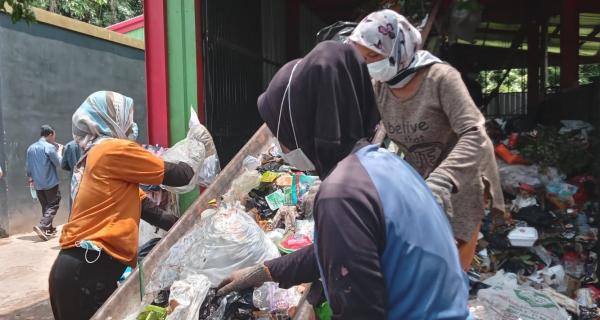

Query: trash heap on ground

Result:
[128,141,320,320]
[469,119,600,320]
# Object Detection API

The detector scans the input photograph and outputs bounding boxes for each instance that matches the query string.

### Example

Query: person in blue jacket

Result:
[218,41,469,319]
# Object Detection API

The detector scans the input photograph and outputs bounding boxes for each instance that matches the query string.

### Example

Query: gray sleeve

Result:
[434,67,489,192]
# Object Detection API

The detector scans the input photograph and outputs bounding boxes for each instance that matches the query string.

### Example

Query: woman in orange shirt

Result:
[48,91,194,320]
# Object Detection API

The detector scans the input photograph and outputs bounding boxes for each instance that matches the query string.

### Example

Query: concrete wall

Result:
[0,13,147,236]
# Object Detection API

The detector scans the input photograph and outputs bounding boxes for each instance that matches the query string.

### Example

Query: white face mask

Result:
[276,60,316,172]
[367,58,397,82]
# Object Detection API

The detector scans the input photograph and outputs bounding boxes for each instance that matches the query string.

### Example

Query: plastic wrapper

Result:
[223,169,261,204]
[563,253,585,279]
[530,245,555,267]
[252,282,302,314]
[134,305,167,320]
[510,194,538,212]
[242,155,261,171]
[575,288,595,308]
[546,182,578,201]
[497,161,542,194]
[559,120,595,134]
[295,219,315,241]
[166,274,211,320]
[188,124,220,186]
[146,203,279,292]
[198,288,256,320]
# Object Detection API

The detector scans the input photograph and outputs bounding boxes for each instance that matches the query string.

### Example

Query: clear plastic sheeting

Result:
[146,203,279,293]
[167,274,211,320]
[161,124,221,193]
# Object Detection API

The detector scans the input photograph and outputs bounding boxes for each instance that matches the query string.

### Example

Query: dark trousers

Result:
[36,185,61,229]
[49,248,127,320]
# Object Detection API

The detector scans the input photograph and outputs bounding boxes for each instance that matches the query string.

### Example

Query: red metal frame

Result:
[107,15,144,34]
[144,0,170,146]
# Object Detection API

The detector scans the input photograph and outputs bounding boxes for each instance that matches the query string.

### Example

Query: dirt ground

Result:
[0,227,61,320]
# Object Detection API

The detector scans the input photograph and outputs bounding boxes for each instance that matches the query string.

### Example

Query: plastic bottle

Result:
[30,184,37,200]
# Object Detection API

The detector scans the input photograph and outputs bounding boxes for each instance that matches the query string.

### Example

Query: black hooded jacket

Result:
[257,41,380,177]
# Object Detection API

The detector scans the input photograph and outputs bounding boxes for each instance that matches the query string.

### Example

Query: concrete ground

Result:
[0,227,61,320]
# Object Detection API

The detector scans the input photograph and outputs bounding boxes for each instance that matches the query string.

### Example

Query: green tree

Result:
[579,64,600,85]
[478,64,600,94]
[0,0,36,23]
[31,0,142,27]
[478,69,528,94]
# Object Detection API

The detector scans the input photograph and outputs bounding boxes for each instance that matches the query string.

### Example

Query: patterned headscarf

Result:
[349,9,442,88]
[70,91,136,202]
[72,91,135,150]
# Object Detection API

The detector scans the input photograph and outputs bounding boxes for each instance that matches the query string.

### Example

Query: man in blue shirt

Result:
[26,125,63,241]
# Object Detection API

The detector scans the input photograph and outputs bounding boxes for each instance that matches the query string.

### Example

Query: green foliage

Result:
[477,69,528,94]
[518,126,594,177]
[479,64,600,94]
[31,0,142,27]
[0,0,36,23]
[579,64,600,86]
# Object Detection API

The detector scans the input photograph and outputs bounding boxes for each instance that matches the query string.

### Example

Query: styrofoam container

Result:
[508,227,539,247]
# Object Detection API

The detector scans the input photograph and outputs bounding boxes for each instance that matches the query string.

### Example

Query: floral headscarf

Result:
[349,9,442,88]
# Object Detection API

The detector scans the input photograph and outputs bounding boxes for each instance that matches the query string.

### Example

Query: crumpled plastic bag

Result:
[476,271,570,320]
[161,123,220,193]
[497,161,542,194]
[166,274,211,320]
[252,282,302,313]
[558,120,595,134]
[146,203,279,292]
[187,124,220,186]
[222,156,261,203]
[198,288,256,320]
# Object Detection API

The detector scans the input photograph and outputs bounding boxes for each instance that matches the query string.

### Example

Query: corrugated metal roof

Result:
[463,13,600,58]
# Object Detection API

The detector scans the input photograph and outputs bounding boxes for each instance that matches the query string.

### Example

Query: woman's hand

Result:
[426,173,454,218]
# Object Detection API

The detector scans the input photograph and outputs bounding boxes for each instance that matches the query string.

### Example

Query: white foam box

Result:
[508,227,538,247]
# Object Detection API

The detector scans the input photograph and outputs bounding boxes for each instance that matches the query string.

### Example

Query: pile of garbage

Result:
[128,142,319,320]
[469,119,600,320]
